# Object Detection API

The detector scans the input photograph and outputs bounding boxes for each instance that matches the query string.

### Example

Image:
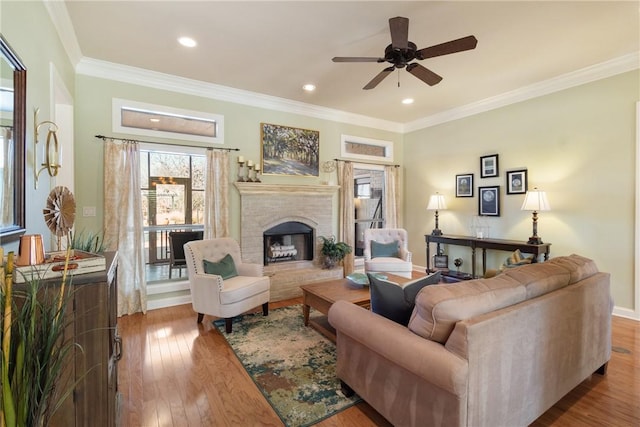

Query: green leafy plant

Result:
[1,248,78,427]
[70,229,108,253]
[318,236,352,269]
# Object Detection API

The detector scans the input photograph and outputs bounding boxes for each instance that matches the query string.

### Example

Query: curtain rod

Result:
[333,158,400,168]
[95,134,240,151]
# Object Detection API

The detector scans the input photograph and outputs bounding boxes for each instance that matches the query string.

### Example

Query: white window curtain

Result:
[204,149,230,239]
[337,161,355,275]
[104,140,147,316]
[384,165,400,228]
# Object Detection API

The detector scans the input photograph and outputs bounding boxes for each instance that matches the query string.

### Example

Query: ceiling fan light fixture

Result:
[332,16,477,90]
[178,36,197,48]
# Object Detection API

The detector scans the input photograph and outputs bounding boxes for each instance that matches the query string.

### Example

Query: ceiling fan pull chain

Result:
[397,69,400,88]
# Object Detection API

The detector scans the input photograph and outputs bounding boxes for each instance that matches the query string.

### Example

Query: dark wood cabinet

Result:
[51,252,120,427]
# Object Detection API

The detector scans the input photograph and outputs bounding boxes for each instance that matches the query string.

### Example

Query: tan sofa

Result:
[328,254,612,426]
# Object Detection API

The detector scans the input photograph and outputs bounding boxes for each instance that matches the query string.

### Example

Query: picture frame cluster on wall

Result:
[455,153,529,217]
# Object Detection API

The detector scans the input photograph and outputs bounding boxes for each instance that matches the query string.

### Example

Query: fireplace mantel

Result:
[234,182,339,196]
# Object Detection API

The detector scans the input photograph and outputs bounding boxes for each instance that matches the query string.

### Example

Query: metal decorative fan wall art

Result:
[43,186,76,238]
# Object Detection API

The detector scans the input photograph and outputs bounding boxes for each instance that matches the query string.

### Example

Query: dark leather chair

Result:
[168,231,203,278]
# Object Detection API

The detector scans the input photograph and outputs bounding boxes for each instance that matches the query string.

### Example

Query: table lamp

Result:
[521,187,550,244]
[427,193,447,236]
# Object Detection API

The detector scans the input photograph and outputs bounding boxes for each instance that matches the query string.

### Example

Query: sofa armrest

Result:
[399,247,412,262]
[236,262,263,277]
[328,300,467,396]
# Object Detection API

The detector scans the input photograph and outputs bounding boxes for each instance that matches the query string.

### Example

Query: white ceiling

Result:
[62,1,639,126]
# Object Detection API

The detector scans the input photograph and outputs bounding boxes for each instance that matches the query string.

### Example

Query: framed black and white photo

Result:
[478,186,500,216]
[480,154,499,178]
[455,173,474,197]
[433,255,449,269]
[506,169,528,194]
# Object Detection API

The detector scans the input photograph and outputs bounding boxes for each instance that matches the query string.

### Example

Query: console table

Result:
[425,234,551,278]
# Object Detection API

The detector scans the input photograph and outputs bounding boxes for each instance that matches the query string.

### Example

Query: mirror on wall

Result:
[0,34,26,243]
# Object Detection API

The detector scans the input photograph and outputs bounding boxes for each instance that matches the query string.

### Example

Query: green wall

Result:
[73,74,402,239]
[1,0,76,251]
[403,70,639,312]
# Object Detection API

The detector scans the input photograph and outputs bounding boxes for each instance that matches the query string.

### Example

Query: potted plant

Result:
[318,235,352,269]
[1,248,76,427]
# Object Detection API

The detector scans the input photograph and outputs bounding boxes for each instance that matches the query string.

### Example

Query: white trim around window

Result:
[112,98,224,145]
[341,134,393,163]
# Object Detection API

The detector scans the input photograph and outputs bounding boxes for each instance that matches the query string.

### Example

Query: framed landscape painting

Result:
[261,123,319,176]
[478,186,500,216]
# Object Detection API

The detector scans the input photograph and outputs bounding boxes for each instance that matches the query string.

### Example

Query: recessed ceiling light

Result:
[178,37,197,48]
[302,84,316,92]
[402,98,414,105]
[149,118,160,123]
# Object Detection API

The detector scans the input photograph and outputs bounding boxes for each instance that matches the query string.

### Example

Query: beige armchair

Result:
[184,238,270,333]
[364,228,413,278]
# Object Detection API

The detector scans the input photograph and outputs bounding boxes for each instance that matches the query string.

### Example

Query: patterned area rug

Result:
[213,305,360,427]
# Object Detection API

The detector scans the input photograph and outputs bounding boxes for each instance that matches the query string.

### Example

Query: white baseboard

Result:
[147,295,192,311]
[612,306,640,321]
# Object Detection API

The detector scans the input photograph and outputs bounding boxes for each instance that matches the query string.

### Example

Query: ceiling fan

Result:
[332,16,478,90]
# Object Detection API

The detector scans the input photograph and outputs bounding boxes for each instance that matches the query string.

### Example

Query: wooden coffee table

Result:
[301,272,425,342]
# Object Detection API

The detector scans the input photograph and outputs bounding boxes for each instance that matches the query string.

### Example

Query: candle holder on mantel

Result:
[237,156,247,182]
[247,163,256,182]
[254,164,261,182]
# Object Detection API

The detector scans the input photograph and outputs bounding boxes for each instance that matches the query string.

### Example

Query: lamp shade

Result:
[521,188,550,212]
[427,193,447,211]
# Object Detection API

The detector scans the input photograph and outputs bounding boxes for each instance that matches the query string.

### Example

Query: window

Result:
[141,147,205,281]
[113,98,224,145]
[354,165,385,256]
[341,134,393,162]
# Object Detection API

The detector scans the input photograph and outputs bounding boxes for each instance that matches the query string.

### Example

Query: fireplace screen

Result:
[263,221,314,265]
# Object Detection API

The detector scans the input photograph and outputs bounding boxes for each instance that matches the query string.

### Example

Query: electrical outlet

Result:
[83,206,96,217]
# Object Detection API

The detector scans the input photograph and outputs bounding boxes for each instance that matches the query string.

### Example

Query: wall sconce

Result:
[34,108,61,189]
[521,187,551,244]
[427,192,447,236]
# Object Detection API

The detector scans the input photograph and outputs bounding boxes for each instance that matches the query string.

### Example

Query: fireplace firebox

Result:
[263,221,314,265]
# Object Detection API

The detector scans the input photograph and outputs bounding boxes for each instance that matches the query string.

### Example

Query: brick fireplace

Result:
[234,182,344,301]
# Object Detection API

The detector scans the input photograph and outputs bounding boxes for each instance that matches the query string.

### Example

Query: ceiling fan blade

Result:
[406,63,443,86]
[332,56,383,63]
[416,35,478,60]
[363,66,394,90]
[389,16,409,50]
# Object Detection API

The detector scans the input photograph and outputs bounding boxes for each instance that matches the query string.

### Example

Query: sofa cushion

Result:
[547,254,599,284]
[502,261,571,299]
[409,274,526,344]
[369,272,441,326]
[371,240,400,258]
[203,253,238,280]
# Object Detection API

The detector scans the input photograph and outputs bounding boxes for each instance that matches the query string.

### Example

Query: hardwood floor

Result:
[118,300,639,426]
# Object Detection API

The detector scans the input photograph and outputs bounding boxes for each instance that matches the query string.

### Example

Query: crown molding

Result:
[76,57,403,133]
[43,0,83,67]
[405,52,640,133]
